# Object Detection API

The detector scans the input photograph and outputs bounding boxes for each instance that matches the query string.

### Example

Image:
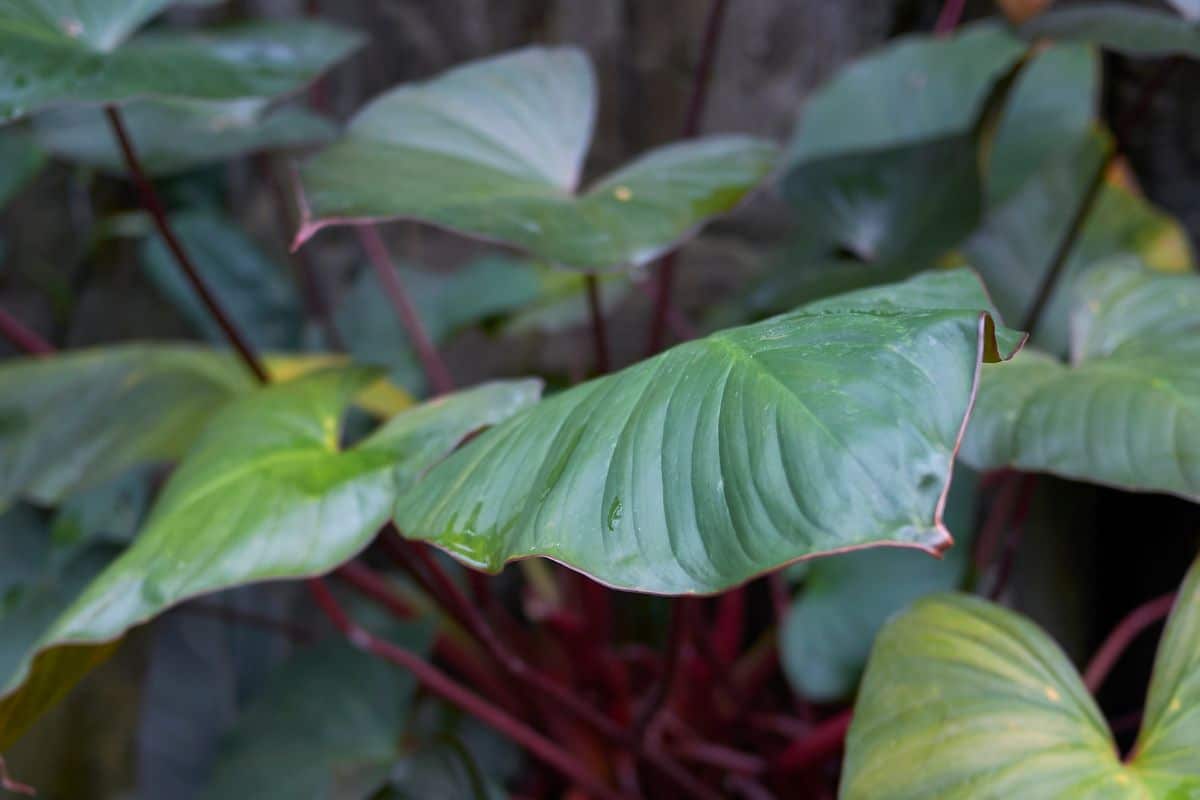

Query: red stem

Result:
[585,274,610,374]
[934,0,966,35]
[647,0,729,355]
[356,226,454,395]
[105,106,268,384]
[0,756,34,797]
[986,474,1038,601]
[774,710,853,773]
[0,307,53,356]
[1083,592,1177,694]
[306,577,624,800]
[381,536,718,800]
[335,560,416,620]
[634,600,689,738]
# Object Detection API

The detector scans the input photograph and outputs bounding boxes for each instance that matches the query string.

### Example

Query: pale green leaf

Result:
[295,46,777,270]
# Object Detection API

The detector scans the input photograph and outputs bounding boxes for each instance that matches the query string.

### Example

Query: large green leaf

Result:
[295,46,777,270]
[34,98,335,176]
[0,345,254,506]
[0,129,44,208]
[202,629,432,800]
[0,369,541,749]
[394,269,1024,595]
[1023,4,1200,57]
[842,555,1200,798]
[0,3,363,122]
[963,261,1200,501]
[780,467,979,702]
[781,24,1025,266]
[141,211,306,351]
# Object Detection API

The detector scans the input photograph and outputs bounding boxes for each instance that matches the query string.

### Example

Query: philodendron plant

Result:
[1,1,1199,798]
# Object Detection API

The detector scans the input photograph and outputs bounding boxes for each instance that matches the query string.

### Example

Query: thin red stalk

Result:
[382,537,718,800]
[774,710,853,773]
[585,274,610,374]
[305,578,624,800]
[356,226,454,395]
[711,589,746,663]
[0,307,53,355]
[633,600,689,737]
[1083,592,1177,694]
[934,0,966,35]
[672,739,766,776]
[973,474,1024,572]
[105,106,268,384]
[647,0,729,355]
[335,560,416,619]
[0,756,34,797]
[725,775,775,800]
[986,474,1038,601]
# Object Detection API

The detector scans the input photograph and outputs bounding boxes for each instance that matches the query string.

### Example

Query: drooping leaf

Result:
[141,212,306,351]
[1023,4,1200,57]
[394,269,1024,595]
[34,99,335,177]
[0,129,44,208]
[202,626,433,800]
[0,345,254,506]
[963,261,1200,501]
[965,129,1193,354]
[295,46,777,270]
[780,467,979,702]
[0,3,363,122]
[0,369,541,749]
[842,555,1200,798]
[781,24,1025,265]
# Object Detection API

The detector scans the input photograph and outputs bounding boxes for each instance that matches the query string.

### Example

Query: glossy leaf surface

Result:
[295,46,777,270]
[963,261,1200,501]
[0,4,362,122]
[842,556,1200,798]
[395,270,1023,595]
[0,369,540,748]
[35,99,335,176]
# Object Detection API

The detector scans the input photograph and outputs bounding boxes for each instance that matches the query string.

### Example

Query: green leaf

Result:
[34,98,336,176]
[781,24,1025,265]
[0,369,541,749]
[965,129,1194,355]
[780,467,979,702]
[202,628,433,800]
[963,261,1200,501]
[842,555,1200,798]
[394,269,1024,595]
[0,9,363,122]
[0,129,44,208]
[1023,4,1200,57]
[1167,0,1200,21]
[141,211,306,351]
[987,43,1098,204]
[295,46,777,270]
[0,345,254,506]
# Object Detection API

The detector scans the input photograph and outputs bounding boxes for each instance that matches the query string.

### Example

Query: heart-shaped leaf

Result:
[34,99,335,176]
[1023,4,1200,56]
[963,260,1200,501]
[781,24,1025,265]
[0,345,255,506]
[0,368,541,748]
[394,269,1025,595]
[0,2,363,122]
[842,555,1200,798]
[294,46,777,270]
[780,467,979,702]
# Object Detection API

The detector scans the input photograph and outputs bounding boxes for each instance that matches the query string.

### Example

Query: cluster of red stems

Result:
[0,0,1185,797]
